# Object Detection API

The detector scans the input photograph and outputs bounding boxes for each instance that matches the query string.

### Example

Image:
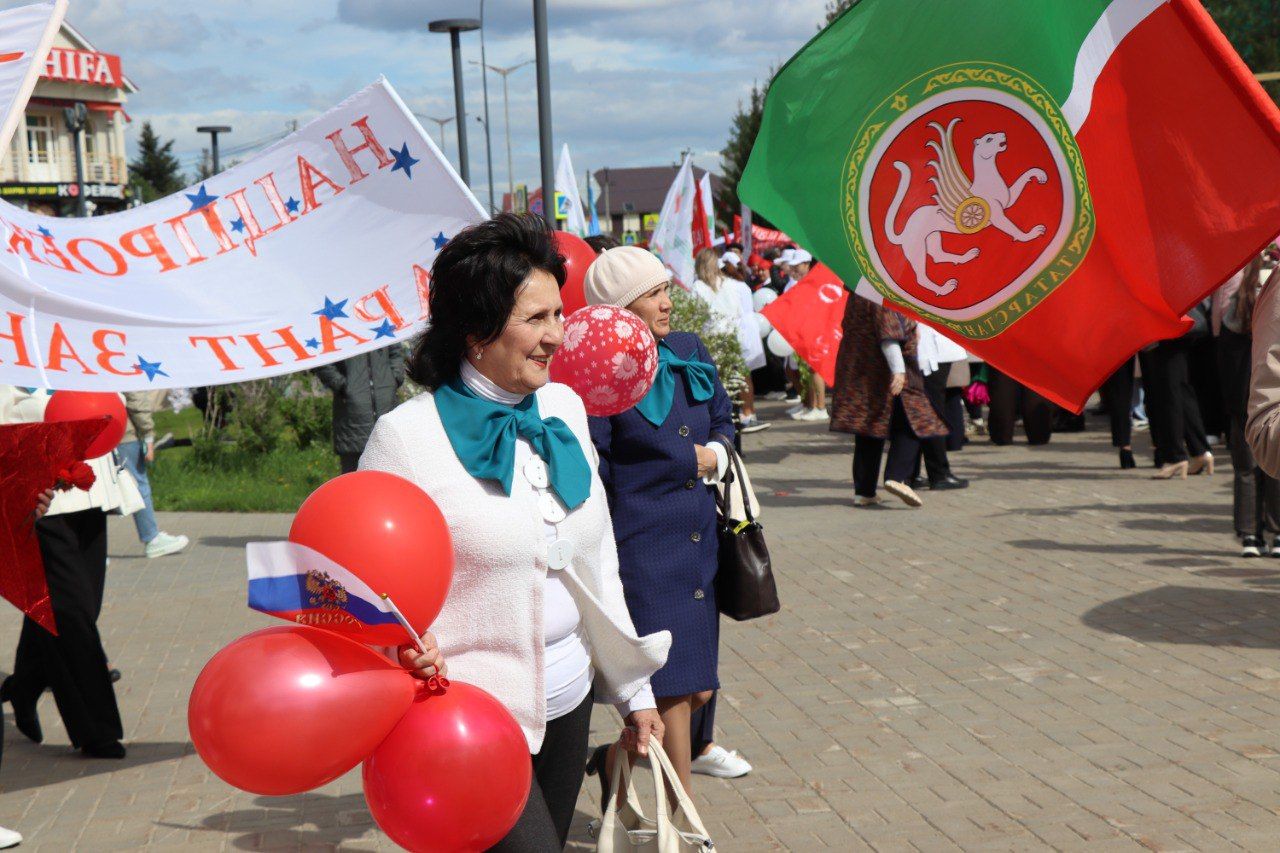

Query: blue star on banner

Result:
[304,338,320,350]
[36,225,52,239]
[390,142,420,179]
[313,296,349,320]
[185,184,218,211]
[229,217,246,233]
[371,319,397,339]
[285,196,301,215]
[432,232,449,250]
[135,357,169,382]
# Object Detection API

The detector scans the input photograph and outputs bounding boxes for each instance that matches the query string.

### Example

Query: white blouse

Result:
[459,361,655,720]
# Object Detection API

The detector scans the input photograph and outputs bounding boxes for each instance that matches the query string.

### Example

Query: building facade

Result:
[0,21,136,216]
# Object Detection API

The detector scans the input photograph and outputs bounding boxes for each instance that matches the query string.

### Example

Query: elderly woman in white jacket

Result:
[358,213,668,851]
[0,386,130,761]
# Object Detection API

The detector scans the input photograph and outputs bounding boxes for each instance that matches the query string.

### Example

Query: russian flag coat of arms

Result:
[247,541,401,632]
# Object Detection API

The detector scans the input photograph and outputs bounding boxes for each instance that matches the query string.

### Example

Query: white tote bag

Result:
[595,741,715,852]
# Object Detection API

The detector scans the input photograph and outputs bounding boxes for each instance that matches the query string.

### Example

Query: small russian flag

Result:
[246,541,401,631]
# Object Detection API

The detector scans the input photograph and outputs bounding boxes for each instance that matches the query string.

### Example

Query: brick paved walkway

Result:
[4,401,1280,850]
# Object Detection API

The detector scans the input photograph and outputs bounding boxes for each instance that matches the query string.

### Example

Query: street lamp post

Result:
[532,0,555,228]
[422,115,455,156]
[477,0,495,213]
[472,59,532,218]
[62,101,88,217]
[196,125,232,174]
[429,17,480,187]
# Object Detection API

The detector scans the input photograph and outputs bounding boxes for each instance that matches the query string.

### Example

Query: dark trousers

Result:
[9,510,122,749]
[1100,358,1136,448]
[987,366,1053,446]
[488,694,593,852]
[853,399,921,497]
[338,452,361,474]
[1218,329,1280,538]
[943,386,966,452]
[691,691,716,758]
[916,368,953,482]
[1140,340,1210,464]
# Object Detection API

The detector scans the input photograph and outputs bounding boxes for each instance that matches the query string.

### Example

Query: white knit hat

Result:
[584,246,671,307]
[791,248,813,265]
[778,248,796,265]
[719,251,742,268]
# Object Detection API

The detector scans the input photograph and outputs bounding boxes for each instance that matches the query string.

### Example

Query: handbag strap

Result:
[646,741,714,842]
[603,746,648,824]
[713,435,755,524]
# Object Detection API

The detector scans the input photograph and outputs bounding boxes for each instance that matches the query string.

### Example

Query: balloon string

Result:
[381,593,428,655]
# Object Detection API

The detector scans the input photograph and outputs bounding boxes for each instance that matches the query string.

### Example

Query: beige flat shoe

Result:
[884,480,924,507]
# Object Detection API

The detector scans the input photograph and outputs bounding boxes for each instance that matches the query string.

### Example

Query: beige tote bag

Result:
[595,741,715,852]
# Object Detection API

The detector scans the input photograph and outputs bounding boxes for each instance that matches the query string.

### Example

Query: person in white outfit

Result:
[692,249,770,434]
[359,213,667,850]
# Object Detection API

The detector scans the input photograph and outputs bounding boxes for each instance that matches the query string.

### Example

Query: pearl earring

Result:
[475,349,483,360]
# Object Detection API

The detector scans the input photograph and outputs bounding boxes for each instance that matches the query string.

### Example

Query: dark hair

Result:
[726,241,744,252]
[584,234,621,254]
[408,212,566,389]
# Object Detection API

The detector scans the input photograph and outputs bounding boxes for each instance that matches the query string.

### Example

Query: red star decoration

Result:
[0,418,109,634]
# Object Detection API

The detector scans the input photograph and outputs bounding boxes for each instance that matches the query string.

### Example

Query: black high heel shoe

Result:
[0,676,42,744]
[585,743,610,812]
[1119,448,1136,469]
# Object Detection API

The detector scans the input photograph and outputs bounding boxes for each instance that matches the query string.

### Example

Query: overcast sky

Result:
[27,0,833,206]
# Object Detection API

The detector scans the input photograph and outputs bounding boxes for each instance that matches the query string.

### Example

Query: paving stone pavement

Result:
[3,401,1280,850]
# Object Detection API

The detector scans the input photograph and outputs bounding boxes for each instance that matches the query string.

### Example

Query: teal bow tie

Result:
[434,377,592,510]
[633,340,717,427]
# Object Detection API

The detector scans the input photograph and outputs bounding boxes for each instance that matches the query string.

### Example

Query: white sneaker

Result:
[145,532,190,559]
[691,745,752,778]
[0,826,22,848]
[786,404,806,416]
[762,391,787,401]
[799,408,830,422]
[739,416,772,434]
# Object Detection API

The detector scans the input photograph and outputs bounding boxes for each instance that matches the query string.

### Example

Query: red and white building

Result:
[0,20,135,215]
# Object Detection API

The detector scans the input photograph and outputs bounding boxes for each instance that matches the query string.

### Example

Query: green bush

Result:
[669,285,747,397]
[279,374,333,450]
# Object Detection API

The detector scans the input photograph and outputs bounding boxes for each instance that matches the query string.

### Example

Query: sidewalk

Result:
[3,403,1279,850]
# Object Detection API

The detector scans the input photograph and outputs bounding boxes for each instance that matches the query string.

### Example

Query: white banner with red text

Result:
[0,77,487,391]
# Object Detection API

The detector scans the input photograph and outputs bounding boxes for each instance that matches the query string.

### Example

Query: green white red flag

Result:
[760,263,847,386]
[740,0,1280,409]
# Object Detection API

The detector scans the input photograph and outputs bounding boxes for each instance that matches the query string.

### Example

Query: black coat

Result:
[313,347,406,455]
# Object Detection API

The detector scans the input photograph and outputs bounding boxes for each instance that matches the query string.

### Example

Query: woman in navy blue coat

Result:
[583,246,735,793]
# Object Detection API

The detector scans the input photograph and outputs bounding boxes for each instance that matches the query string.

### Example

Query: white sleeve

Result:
[703,440,729,485]
[615,683,657,717]
[880,341,906,374]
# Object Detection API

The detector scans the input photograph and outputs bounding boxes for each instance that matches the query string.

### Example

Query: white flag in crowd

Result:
[0,77,487,391]
[650,154,696,288]
[554,142,588,237]
[698,171,714,243]
[0,0,64,154]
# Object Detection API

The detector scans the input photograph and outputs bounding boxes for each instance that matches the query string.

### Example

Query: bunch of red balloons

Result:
[188,471,532,852]
[553,230,595,317]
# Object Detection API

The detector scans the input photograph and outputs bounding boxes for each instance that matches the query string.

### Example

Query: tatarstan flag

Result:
[739,0,1280,409]
[760,263,848,386]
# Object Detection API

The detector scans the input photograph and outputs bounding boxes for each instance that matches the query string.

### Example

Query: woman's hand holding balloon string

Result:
[399,631,447,680]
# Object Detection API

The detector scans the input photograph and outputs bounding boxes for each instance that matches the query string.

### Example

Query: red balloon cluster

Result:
[43,391,126,459]
[550,305,659,416]
[187,473,531,851]
[553,231,595,317]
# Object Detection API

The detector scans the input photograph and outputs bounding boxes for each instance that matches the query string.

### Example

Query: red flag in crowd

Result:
[691,176,712,255]
[760,263,848,386]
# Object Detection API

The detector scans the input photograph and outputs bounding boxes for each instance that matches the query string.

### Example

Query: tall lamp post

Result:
[429,17,480,187]
[196,125,232,174]
[421,114,455,156]
[62,101,88,217]
[477,0,495,213]
[532,0,554,228]
[472,59,532,219]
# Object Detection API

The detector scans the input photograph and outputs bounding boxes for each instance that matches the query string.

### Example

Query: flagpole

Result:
[381,593,428,655]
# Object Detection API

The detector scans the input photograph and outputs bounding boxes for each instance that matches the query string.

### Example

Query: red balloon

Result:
[363,683,531,852]
[43,392,125,458]
[289,471,453,646]
[549,305,658,416]
[554,231,595,317]
[188,625,416,796]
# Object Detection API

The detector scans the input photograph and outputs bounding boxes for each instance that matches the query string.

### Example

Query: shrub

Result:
[279,373,333,450]
[669,284,747,398]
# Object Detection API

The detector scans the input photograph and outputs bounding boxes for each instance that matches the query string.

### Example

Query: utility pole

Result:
[602,166,611,235]
[62,102,87,217]
[429,18,480,187]
[532,0,555,228]
[477,0,495,213]
[196,125,232,173]
[422,115,455,156]
[473,59,532,215]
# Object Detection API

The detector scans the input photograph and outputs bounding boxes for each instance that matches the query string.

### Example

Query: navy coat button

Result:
[691,531,701,543]
[679,425,690,437]
[685,479,695,489]
[693,589,705,600]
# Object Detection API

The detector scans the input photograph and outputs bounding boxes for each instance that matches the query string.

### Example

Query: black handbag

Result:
[713,440,780,621]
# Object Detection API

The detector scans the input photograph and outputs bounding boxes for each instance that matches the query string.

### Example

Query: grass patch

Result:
[149,442,339,513]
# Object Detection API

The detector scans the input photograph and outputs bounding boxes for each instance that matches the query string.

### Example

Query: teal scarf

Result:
[634,340,717,427]
[434,376,591,509]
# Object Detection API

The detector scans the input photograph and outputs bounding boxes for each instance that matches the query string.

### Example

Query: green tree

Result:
[128,122,184,201]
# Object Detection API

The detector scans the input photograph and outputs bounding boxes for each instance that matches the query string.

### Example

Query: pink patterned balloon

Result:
[550,305,658,416]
